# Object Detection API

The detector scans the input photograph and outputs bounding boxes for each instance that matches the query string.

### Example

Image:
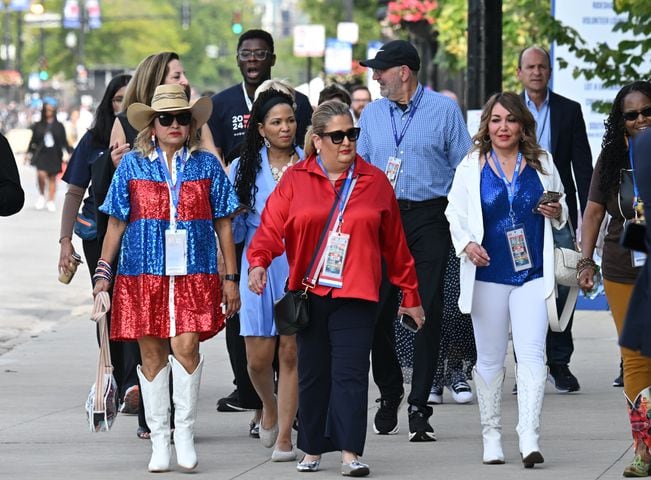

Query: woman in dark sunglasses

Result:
[578,80,651,478]
[93,84,240,473]
[246,100,424,477]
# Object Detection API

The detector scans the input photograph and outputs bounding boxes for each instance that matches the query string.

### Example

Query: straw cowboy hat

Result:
[127,84,212,131]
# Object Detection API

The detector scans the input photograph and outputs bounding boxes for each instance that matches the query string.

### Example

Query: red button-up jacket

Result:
[247,153,421,307]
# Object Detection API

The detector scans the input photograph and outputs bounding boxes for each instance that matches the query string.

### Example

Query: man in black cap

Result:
[357,40,472,442]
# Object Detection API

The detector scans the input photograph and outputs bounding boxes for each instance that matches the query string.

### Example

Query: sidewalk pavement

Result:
[0,161,636,480]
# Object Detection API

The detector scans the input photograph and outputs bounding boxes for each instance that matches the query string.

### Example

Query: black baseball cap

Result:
[360,40,420,71]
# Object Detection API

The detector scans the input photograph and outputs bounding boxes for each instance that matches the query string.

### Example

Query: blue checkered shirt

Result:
[357,84,472,201]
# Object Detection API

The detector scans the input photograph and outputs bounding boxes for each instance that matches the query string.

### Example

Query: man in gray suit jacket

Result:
[518,46,593,393]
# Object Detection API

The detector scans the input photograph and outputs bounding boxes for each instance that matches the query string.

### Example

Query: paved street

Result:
[0,161,637,479]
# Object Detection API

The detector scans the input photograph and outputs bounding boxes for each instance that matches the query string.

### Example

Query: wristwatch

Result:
[223,273,240,282]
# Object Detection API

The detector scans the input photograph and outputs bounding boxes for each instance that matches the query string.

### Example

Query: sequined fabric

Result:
[475,162,544,286]
[100,150,239,340]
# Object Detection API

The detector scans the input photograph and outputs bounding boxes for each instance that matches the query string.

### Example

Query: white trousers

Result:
[471,278,548,384]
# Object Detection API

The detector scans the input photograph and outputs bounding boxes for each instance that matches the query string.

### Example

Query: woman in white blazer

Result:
[445,92,567,468]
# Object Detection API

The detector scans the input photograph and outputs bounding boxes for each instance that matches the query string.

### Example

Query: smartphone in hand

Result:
[533,191,562,213]
[400,314,420,333]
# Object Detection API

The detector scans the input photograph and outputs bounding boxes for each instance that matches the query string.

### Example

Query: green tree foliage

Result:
[560,0,651,88]
[20,0,255,92]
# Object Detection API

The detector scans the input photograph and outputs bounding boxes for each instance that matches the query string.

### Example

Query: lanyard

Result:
[390,86,424,150]
[241,82,253,112]
[157,146,189,224]
[491,150,523,226]
[316,156,355,229]
[628,141,641,211]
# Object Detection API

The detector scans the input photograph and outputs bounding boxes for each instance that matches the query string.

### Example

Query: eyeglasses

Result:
[111,96,124,105]
[237,49,272,61]
[156,112,192,127]
[320,127,360,144]
[622,107,651,121]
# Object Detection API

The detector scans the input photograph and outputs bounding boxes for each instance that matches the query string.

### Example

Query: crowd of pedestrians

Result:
[22,26,647,477]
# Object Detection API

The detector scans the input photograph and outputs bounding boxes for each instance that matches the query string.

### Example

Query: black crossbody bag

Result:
[273,179,351,335]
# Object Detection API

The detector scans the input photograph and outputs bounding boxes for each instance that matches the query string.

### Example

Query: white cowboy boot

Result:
[474,367,505,464]
[170,354,204,471]
[137,363,171,472]
[516,363,547,468]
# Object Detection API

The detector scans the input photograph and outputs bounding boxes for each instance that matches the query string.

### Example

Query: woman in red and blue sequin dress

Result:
[94,84,240,473]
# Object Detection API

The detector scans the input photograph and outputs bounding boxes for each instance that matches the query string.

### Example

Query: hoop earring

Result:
[263,137,271,148]
[520,134,526,143]
[482,135,491,144]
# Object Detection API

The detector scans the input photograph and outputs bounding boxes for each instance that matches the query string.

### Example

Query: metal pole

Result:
[79,0,86,70]
[2,2,11,69]
[343,0,353,22]
[484,0,502,98]
[467,0,482,109]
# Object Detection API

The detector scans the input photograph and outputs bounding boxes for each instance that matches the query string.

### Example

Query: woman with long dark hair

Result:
[28,99,72,211]
[578,80,651,477]
[230,84,304,461]
[58,74,141,414]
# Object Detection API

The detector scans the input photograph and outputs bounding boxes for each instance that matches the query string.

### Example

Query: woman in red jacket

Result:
[247,100,424,477]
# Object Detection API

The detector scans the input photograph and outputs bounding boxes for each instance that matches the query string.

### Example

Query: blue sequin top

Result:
[476,161,544,286]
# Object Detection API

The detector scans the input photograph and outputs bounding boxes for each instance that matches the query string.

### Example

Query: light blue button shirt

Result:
[357,84,472,201]
[524,89,551,152]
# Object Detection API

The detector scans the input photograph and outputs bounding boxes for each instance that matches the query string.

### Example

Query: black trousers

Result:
[297,294,376,456]
[372,199,450,411]
[224,242,262,409]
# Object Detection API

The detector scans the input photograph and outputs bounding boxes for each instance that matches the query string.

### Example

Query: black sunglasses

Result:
[320,127,361,144]
[622,107,651,122]
[156,112,192,127]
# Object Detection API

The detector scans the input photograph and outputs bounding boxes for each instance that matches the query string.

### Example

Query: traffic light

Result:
[231,11,243,35]
[38,56,49,81]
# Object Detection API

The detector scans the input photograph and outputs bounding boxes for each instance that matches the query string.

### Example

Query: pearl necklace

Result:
[270,153,295,183]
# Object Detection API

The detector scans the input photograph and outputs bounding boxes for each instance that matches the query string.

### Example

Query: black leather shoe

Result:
[548,364,580,393]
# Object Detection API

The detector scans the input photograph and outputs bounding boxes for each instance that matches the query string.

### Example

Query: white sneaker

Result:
[447,381,474,404]
[427,386,443,405]
[35,195,45,210]
[46,201,56,212]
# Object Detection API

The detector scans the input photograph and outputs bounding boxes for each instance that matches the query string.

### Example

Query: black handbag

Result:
[273,289,310,335]
[273,177,353,335]
[621,219,647,253]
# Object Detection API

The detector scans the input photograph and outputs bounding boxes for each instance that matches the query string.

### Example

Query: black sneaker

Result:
[373,394,403,435]
[216,389,250,412]
[613,360,624,387]
[408,405,436,442]
[547,364,580,393]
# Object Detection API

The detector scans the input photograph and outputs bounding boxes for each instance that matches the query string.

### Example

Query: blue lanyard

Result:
[316,155,355,227]
[491,150,523,225]
[157,146,189,219]
[390,86,424,150]
[628,142,640,209]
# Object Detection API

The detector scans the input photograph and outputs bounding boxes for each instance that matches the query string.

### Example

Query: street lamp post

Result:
[2,0,12,70]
